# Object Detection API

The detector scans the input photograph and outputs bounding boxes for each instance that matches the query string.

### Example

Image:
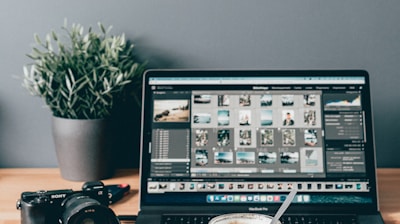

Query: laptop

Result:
[136,69,384,224]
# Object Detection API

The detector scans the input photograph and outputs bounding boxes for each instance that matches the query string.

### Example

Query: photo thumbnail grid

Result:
[190,92,325,175]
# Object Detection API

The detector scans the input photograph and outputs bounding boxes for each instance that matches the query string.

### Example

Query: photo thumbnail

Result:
[236,152,256,164]
[260,110,273,126]
[281,95,294,106]
[282,129,296,146]
[239,94,251,106]
[280,151,299,164]
[260,129,274,146]
[304,110,316,126]
[239,129,252,146]
[153,100,190,122]
[218,95,230,106]
[304,129,318,146]
[239,110,251,126]
[195,149,208,166]
[194,95,211,104]
[193,113,211,124]
[282,110,295,126]
[195,129,208,146]
[214,152,233,164]
[260,94,272,106]
[217,129,230,146]
[218,110,230,126]
[300,148,324,173]
[258,152,277,164]
[304,94,317,106]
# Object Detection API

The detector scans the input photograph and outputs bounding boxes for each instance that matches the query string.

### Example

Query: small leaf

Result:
[34,34,42,45]
[66,76,72,92]
[116,73,123,83]
[23,66,29,77]
[119,80,131,86]
[109,66,119,72]
[32,47,42,56]
[106,25,113,34]
[98,22,106,34]
[68,68,76,84]
[92,70,97,83]
[51,31,58,41]
[60,89,69,99]
[63,18,68,28]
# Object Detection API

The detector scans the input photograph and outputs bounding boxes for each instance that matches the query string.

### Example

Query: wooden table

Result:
[0,168,399,224]
[0,169,139,224]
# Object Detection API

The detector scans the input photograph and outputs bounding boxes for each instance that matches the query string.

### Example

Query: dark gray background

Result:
[1,1,399,168]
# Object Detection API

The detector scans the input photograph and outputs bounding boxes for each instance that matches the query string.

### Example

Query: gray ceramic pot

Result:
[52,116,113,181]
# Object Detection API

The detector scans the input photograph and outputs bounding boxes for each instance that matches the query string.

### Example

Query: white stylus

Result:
[271,189,297,224]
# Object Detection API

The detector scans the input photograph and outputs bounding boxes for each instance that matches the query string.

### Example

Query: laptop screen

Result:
[140,70,378,212]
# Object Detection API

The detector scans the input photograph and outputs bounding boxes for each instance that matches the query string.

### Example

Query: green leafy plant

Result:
[23,21,146,119]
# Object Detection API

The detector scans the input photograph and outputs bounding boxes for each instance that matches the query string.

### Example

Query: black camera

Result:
[17,181,119,224]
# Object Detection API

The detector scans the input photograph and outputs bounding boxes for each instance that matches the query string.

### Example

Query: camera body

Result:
[17,181,119,224]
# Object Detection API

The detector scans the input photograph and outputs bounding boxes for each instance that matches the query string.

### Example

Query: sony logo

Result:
[51,194,67,199]
[249,207,269,211]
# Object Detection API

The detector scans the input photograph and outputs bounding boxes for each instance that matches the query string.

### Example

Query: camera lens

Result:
[62,194,119,224]
[80,218,95,224]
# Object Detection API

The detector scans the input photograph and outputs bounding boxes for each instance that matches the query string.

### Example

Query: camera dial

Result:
[34,191,49,204]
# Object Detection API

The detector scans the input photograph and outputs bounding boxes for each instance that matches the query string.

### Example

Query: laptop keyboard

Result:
[161,214,358,224]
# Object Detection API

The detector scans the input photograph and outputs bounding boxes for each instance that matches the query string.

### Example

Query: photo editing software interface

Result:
[145,75,373,204]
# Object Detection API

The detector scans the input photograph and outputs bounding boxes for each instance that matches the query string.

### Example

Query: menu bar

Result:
[149,77,365,85]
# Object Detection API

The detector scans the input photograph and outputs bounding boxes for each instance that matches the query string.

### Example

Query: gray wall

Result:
[1,1,400,168]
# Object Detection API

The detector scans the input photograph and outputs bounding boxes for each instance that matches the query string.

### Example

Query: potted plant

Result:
[22,21,145,181]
